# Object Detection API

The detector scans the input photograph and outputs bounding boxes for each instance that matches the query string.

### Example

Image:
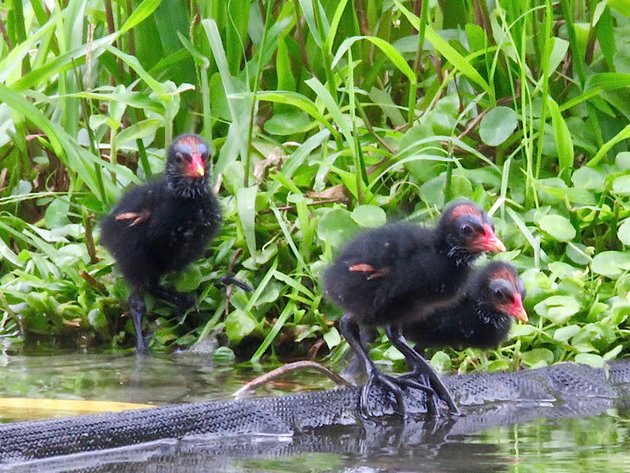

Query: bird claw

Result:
[400,370,462,417]
[360,371,408,419]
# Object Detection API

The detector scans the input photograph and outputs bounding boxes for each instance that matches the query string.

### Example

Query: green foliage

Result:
[0,1,629,372]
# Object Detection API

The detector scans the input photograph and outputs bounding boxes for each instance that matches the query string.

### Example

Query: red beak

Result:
[187,152,205,177]
[480,224,506,253]
[509,293,528,322]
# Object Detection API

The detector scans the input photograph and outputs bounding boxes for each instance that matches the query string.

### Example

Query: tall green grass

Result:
[0,0,629,372]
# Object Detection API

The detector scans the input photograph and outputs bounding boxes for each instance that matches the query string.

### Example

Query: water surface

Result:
[1,352,628,472]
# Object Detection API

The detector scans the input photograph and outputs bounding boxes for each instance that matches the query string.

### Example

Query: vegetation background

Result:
[1,0,629,374]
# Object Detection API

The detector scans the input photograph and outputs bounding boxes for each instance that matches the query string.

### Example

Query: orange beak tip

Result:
[494,238,506,253]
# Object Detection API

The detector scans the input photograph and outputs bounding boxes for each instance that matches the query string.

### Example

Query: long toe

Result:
[409,368,461,416]
[361,372,408,419]
[395,374,440,415]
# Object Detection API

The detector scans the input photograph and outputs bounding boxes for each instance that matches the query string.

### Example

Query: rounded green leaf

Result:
[565,242,592,266]
[571,167,605,190]
[351,205,386,228]
[212,346,236,363]
[612,175,630,194]
[534,295,581,323]
[591,251,630,278]
[615,151,630,170]
[224,309,257,343]
[553,324,581,342]
[263,111,313,136]
[318,208,359,250]
[618,219,630,245]
[44,198,71,229]
[538,214,576,242]
[521,348,555,368]
[173,265,202,293]
[479,106,519,146]
[574,353,605,368]
[429,351,452,373]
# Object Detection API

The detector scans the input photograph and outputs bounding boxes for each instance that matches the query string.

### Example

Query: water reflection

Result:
[0,352,338,421]
[0,352,629,472]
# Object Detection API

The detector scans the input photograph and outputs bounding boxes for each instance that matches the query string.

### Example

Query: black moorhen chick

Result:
[101,134,221,353]
[404,261,527,353]
[323,200,505,417]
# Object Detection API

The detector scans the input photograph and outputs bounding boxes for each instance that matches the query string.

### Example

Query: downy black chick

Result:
[101,134,221,352]
[404,261,527,352]
[324,200,505,417]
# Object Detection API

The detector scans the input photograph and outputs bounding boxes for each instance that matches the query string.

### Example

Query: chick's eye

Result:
[176,152,192,163]
[460,224,473,236]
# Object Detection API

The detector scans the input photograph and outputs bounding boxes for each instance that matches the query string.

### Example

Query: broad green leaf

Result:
[256,91,338,138]
[351,205,387,228]
[553,325,581,342]
[616,151,630,170]
[430,351,452,373]
[609,0,630,17]
[263,111,313,136]
[212,346,236,363]
[173,266,202,293]
[538,214,576,242]
[618,219,630,245]
[591,251,630,277]
[44,198,71,229]
[612,175,630,194]
[571,167,605,190]
[534,295,581,323]
[224,309,257,343]
[479,107,519,146]
[323,327,341,349]
[521,348,555,367]
[575,353,605,368]
[318,208,359,250]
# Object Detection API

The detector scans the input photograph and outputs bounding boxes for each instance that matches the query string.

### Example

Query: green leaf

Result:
[236,187,258,261]
[609,0,630,16]
[263,111,313,136]
[118,0,162,35]
[521,348,555,368]
[318,208,359,251]
[618,219,630,245]
[591,251,630,278]
[395,1,492,99]
[547,97,574,172]
[224,309,257,343]
[534,295,581,323]
[173,266,202,293]
[612,175,630,194]
[323,327,341,349]
[44,198,71,229]
[351,205,386,228]
[479,106,519,146]
[553,324,581,342]
[571,167,605,190]
[212,346,236,363]
[429,351,452,373]
[538,214,576,242]
[616,151,630,170]
[575,353,605,368]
